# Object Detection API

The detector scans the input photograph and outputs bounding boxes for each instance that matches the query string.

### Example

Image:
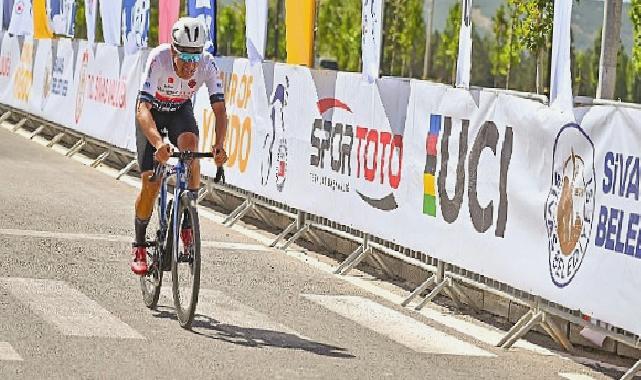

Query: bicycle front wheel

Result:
[171,193,201,329]
[140,201,165,309]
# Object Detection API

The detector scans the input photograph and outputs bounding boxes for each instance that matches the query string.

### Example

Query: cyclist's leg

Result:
[167,100,201,193]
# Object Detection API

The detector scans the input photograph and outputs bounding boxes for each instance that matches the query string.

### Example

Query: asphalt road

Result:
[0,124,627,379]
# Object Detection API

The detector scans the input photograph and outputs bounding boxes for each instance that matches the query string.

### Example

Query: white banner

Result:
[122,0,150,55]
[550,0,573,114]
[49,0,76,37]
[245,0,268,63]
[42,37,74,126]
[0,1,4,32]
[456,0,472,88]
[28,37,52,117]
[70,40,94,130]
[77,43,124,143]
[10,36,34,110]
[361,0,383,83]
[8,0,33,36]
[99,0,122,45]
[114,49,143,150]
[0,33,20,104]
[85,0,97,44]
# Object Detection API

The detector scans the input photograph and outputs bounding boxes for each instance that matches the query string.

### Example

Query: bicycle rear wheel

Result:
[171,193,201,329]
[140,202,165,309]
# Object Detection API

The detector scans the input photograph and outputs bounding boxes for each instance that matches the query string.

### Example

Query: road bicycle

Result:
[139,150,224,329]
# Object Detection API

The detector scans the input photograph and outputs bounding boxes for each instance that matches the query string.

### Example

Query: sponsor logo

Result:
[422,114,513,238]
[41,56,52,110]
[52,57,69,96]
[75,50,90,123]
[594,151,641,258]
[0,56,10,77]
[262,78,289,192]
[86,74,127,109]
[13,40,34,102]
[310,98,403,211]
[188,79,197,88]
[545,123,596,288]
[15,1,25,14]
[168,77,174,84]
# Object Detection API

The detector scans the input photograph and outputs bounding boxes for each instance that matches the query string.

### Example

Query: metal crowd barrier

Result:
[2,101,640,380]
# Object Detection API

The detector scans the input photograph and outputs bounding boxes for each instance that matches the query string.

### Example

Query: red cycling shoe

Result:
[131,246,148,275]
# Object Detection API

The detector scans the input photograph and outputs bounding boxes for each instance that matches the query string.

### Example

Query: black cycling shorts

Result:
[136,100,200,172]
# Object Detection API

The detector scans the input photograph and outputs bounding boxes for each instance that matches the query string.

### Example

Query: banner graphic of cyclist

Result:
[186,0,217,55]
[47,0,75,37]
[122,0,150,54]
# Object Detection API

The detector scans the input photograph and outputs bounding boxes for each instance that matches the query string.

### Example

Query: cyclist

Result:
[131,17,228,275]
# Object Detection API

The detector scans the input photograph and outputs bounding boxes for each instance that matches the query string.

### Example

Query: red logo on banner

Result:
[15,1,25,14]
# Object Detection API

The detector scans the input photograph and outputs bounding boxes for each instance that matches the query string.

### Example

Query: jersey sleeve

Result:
[203,56,225,104]
[138,50,161,104]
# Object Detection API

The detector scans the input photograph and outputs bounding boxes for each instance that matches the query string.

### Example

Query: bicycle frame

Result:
[155,158,189,268]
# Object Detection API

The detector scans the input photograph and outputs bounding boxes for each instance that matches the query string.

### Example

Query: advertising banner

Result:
[70,40,94,130]
[34,0,53,38]
[85,0,97,43]
[48,0,76,37]
[8,0,33,36]
[11,35,34,110]
[115,49,144,150]
[186,0,217,55]
[245,0,267,63]
[122,0,150,54]
[77,43,124,143]
[361,0,383,82]
[28,37,52,116]
[99,0,122,45]
[42,37,74,126]
[455,0,472,88]
[159,0,180,44]
[0,33,20,104]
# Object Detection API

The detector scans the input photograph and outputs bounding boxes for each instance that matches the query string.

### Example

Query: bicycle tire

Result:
[171,193,201,329]
[140,202,165,309]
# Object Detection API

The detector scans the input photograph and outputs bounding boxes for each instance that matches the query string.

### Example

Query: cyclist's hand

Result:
[154,143,172,164]
[213,146,228,167]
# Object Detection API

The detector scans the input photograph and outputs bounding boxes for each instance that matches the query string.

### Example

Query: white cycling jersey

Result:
[138,44,224,112]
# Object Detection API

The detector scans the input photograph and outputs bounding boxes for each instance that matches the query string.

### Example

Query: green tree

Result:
[631,0,641,73]
[317,0,361,71]
[489,3,523,89]
[510,0,554,93]
[265,0,286,61]
[433,2,461,84]
[218,2,246,57]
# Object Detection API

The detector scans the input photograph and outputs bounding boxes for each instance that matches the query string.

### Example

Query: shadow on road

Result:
[153,306,355,359]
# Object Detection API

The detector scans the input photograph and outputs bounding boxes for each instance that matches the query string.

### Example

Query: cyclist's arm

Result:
[136,101,163,149]
[211,100,226,150]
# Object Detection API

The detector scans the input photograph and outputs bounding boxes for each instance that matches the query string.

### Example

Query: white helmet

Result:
[171,17,207,50]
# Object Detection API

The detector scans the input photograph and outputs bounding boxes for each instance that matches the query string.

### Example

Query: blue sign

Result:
[122,0,150,54]
[187,0,217,55]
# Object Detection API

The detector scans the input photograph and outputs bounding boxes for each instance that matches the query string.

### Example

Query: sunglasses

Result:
[177,51,202,63]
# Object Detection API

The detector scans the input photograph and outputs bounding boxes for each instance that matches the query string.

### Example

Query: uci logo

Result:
[544,124,596,288]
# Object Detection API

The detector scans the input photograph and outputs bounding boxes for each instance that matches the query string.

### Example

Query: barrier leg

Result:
[543,315,573,351]
[0,111,12,124]
[334,235,372,275]
[280,223,310,251]
[46,132,66,148]
[270,220,297,248]
[224,196,254,226]
[90,150,111,168]
[116,159,137,180]
[621,359,641,380]
[415,277,451,311]
[497,310,534,348]
[401,275,436,307]
[501,311,543,350]
[11,118,27,132]
[65,139,86,157]
[29,125,46,140]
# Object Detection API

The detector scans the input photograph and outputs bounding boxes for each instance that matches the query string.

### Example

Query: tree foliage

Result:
[317,0,361,71]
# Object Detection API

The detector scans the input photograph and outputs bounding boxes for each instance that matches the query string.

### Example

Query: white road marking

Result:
[0,228,268,252]
[160,287,303,337]
[303,294,494,357]
[196,206,557,356]
[0,342,23,361]
[0,278,143,339]
[559,373,596,380]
